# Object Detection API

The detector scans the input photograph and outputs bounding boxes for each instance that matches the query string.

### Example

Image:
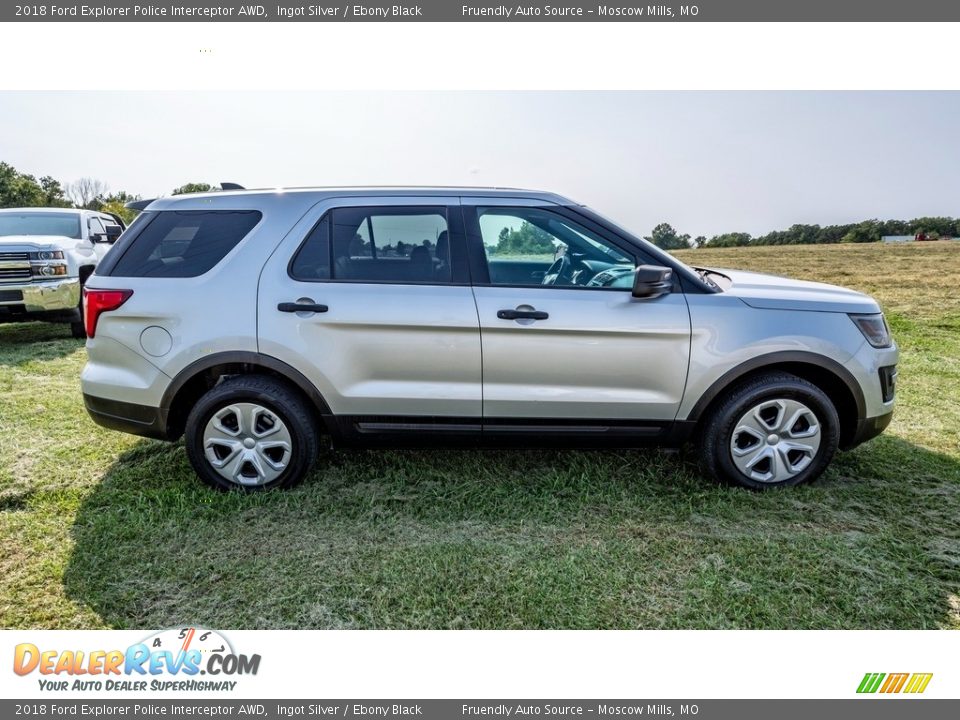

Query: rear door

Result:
[257,196,482,432]
[464,200,691,428]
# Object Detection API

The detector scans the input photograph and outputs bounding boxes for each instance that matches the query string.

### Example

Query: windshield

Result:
[0,213,81,239]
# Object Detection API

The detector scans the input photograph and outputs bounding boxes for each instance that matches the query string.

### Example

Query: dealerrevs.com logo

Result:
[13,627,261,692]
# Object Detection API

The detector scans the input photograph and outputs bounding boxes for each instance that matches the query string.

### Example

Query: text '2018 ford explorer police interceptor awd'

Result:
[80,187,897,490]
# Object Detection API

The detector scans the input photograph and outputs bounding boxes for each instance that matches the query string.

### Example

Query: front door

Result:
[464,202,691,426]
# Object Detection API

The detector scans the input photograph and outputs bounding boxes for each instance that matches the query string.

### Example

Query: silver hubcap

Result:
[729,398,822,484]
[203,403,292,486]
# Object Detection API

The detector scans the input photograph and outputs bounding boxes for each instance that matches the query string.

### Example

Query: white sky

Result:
[1,91,957,239]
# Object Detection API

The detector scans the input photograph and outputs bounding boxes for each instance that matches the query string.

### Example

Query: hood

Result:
[0,235,80,252]
[711,268,881,314]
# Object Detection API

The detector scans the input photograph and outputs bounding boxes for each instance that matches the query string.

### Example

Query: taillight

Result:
[83,288,132,338]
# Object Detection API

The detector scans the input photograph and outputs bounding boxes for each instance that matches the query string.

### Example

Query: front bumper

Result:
[846,409,893,449]
[0,277,80,314]
[837,338,898,450]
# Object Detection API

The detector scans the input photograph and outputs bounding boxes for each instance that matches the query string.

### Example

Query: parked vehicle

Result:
[0,208,124,337]
[80,188,898,490]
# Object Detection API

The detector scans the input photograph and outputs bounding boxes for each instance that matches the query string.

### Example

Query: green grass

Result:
[1,242,958,629]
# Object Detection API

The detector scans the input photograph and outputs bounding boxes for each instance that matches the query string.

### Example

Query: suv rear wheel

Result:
[185,375,319,491]
[699,372,840,489]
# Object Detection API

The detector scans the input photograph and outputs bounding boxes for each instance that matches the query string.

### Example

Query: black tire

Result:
[699,371,839,490]
[70,320,87,339]
[185,374,319,491]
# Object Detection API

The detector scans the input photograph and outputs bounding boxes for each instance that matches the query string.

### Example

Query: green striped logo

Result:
[857,672,933,694]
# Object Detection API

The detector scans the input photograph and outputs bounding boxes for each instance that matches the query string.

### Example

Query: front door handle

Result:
[278,301,328,314]
[497,308,549,321]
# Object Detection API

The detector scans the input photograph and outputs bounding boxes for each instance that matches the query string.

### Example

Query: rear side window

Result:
[291,206,451,283]
[107,210,261,278]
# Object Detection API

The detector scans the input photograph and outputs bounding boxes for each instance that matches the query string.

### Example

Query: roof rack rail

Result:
[221,182,245,190]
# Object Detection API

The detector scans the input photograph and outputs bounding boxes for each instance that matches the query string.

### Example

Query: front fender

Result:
[680,296,867,421]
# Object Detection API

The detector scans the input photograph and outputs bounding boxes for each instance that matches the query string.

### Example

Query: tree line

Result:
[0,161,214,224]
[646,217,960,250]
[482,216,960,254]
[487,215,960,256]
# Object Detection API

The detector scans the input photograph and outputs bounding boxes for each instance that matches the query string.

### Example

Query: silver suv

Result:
[80,188,898,491]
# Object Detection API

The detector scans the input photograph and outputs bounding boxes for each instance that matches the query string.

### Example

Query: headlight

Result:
[33,264,68,277]
[29,250,65,261]
[849,313,892,348]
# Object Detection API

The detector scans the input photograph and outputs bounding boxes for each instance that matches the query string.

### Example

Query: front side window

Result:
[476,207,634,288]
[292,206,451,283]
[107,210,261,278]
[0,212,81,239]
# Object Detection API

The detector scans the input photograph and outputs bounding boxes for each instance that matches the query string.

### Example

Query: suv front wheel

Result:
[185,375,319,491]
[699,372,840,489]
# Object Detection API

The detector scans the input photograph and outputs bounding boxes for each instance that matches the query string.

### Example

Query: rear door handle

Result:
[278,301,328,314]
[497,309,549,320]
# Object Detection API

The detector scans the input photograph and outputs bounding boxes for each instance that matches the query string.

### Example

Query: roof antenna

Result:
[221,182,245,190]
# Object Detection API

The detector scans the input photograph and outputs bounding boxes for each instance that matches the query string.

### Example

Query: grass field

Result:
[1,242,958,630]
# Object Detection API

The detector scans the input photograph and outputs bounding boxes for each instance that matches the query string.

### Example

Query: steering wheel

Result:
[541,254,573,286]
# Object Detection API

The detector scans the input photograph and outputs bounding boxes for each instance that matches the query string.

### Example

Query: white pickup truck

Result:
[0,207,125,338]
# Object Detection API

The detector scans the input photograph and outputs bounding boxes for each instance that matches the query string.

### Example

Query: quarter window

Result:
[107,210,262,278]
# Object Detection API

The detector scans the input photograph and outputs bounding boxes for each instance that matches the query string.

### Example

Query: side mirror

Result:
[632,265,673,299]
[104,224,123,243]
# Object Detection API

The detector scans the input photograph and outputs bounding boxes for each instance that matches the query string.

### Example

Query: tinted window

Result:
[0,212,81,239]
[294,207,451,283]
[290,217,331,280]
[108,210,261,278]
